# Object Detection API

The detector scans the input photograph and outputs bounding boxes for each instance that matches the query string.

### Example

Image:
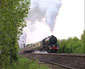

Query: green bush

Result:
[58,30,85,53]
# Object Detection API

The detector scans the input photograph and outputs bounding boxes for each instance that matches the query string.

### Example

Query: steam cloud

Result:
[19,0,62,48]
[26,0,62,31]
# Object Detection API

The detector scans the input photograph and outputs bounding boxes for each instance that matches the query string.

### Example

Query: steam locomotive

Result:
[40,35,59,53]
[23,35,59,53]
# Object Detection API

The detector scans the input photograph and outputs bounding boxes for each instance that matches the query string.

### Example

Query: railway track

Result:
[20,52,85,69]
[38,61,68,69]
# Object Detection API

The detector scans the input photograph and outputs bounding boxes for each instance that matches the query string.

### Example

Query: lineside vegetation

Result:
[58,30,85,53]
[0,0,29,68]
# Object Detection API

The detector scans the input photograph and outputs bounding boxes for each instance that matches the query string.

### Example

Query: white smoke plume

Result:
[26,0,62,31]
[19,0,62,48]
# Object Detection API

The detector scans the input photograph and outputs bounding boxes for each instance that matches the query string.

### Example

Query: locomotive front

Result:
[42,35,59,53]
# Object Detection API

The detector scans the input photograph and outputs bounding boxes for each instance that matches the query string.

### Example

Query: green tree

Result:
[58,39,67,53]
[58,30,85,53]
[71,37,80,53]
[80,30,85,53]
[65,37,73,53]
[0,0,30,68]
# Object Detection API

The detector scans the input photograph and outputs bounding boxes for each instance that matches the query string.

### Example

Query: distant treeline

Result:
[58,30,85,53]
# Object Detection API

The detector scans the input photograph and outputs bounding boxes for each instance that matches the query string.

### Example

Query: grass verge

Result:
[4,56,50,69]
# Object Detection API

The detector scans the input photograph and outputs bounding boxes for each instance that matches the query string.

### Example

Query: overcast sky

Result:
[53,0,84,39]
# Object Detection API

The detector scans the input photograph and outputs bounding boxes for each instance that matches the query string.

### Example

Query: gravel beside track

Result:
[20,53,85,69]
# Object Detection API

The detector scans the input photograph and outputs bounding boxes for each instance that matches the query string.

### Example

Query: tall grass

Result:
[4,56,50,69]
